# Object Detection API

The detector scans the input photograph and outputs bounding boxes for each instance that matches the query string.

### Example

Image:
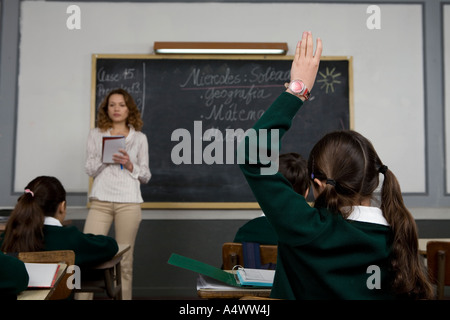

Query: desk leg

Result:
[116,262,122,300]
[103,266,122,300]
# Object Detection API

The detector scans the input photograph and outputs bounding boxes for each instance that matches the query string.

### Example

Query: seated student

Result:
[239,32,433,299]
[233,152,310,245]
[0,252,29,299]
[0,176,118,267]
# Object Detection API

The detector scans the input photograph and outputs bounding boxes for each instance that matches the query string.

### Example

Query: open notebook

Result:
[25,263,60,288]
[168,253,274,287]
[102,135,125,163]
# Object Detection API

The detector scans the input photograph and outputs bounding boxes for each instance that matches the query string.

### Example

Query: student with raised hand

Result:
[0,176,118,267]
[0,252,29,299]
[234,152,310,245]
[239,31,433,299]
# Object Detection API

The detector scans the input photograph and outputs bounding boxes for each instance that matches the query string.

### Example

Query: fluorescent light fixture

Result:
[153,42,288,55]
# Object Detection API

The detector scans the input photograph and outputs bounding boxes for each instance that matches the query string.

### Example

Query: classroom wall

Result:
[1,0,450,298]
[445,5,450,194]
[14,1,426,194]
[0,0,447,213]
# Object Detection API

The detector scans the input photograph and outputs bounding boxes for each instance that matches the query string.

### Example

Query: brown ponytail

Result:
[380,169,434,299]
[309,130,433,299]
[1,176,66,253]
[1,193,45,252]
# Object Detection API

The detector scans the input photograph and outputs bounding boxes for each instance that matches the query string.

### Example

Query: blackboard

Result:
[91,55,353,209]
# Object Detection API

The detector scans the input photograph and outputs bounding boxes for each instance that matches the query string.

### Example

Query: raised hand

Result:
[288,31,323,97]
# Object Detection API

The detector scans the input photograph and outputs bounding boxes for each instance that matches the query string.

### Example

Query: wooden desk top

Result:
[117,244,130,256]
[198,287,271,299]
[17,263,68,300]
[418,238,450,255]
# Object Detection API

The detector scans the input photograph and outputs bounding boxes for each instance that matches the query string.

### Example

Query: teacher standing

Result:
[84,88,151,300]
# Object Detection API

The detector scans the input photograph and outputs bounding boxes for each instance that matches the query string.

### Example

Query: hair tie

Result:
[24,189,34,197]
[326,179,336,187]
[378,165,388,175]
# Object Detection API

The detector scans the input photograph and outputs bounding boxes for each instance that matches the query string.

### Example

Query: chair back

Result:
[426,241,450,299]
[18,250,75,300]
[18,250,75,265]
[222,242,277,270]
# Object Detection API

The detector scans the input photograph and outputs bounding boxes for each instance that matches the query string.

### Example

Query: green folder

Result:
[168,253,240,287]
[168,253,274,288]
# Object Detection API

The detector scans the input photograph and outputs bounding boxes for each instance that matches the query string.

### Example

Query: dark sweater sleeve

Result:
[0,252,29,297]
[44,226,119,267]
[239,92,327,246]
[67,227,119,267]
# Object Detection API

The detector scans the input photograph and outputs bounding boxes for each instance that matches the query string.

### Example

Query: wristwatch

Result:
[285,80,311,101]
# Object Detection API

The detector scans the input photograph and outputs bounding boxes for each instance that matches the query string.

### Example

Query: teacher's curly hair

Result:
[96,88,143,131]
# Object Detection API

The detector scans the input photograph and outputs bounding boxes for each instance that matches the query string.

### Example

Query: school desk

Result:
[196,273,271,299]
[17,263,67,300]
[15,244,129,300]
[75,243,130,300]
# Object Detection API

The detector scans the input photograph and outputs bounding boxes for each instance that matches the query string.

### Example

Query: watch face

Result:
[290,80,305,94]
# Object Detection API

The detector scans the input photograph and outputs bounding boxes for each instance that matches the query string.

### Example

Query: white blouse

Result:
[85,127,151,203]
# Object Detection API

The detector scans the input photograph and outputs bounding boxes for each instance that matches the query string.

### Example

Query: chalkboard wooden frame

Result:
[90,54,353,209]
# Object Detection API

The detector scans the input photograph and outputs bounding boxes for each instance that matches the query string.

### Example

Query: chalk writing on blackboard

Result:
[95,61,146,116]
[178,66,289,123]
[91,55,353,208]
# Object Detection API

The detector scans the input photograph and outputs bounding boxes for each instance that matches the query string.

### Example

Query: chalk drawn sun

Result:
[317,67,341,94]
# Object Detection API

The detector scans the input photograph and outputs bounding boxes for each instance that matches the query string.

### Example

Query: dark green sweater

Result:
[1,225,118,268]
[233,216,278,245]
[0,252,29,298]
[41,225,118,267]
[239,92,395,300]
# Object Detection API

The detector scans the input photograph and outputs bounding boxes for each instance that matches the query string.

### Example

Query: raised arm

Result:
[239,32,324,243]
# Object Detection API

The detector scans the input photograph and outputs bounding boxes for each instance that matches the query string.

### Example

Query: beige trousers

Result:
[83,200,142,300]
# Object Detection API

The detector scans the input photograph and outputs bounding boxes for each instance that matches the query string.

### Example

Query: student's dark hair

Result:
[308,130,433,299]
[96,88,143,131]
[278,152,309,196]
[1,176,66,253]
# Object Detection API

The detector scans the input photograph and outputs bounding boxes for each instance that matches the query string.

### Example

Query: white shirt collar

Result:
[108,125,135,139]
[44,216,63,227]
[347,206,390,227]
